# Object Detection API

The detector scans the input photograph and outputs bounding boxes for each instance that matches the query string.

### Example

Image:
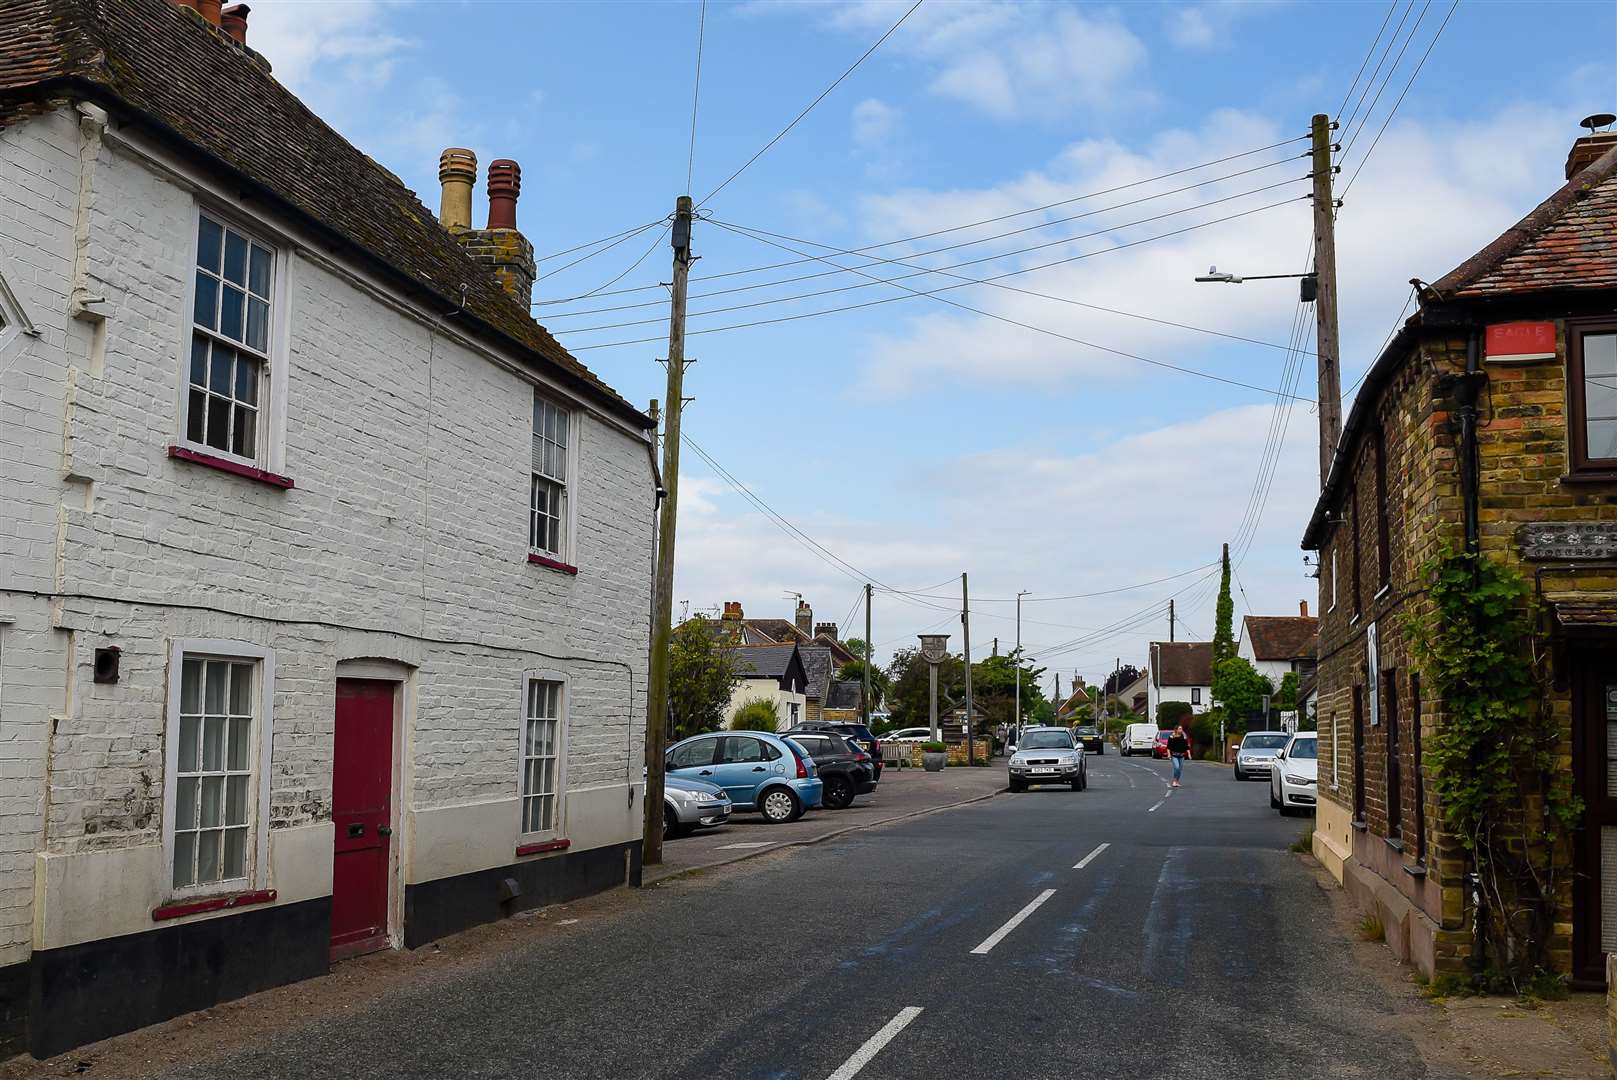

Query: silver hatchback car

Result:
[663,775,732,839]
[1233,731,1292,781]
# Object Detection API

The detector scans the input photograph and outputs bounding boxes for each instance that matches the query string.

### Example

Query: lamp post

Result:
[918,633,950,743]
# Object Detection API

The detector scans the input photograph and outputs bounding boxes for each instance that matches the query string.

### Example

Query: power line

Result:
[1341,0,1461,197]
[892,562,1220,604]
[535,135,1310,307]
[708,215,1317,402]
[1339,0,1431,161]
[541,220,665,281]
[534,219,666,265]
[545,157,1311,324]
[541,222,671,306]
[1338,0,1417,142]
[571,197,1307,361]
[1336,0,1402,120]
[697,0,923,207]
[685,0,707,196]
[1344,284,1418,397]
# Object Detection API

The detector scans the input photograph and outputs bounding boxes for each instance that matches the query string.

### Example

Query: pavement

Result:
[6,752,1605,1079]
[647,759,1009,884]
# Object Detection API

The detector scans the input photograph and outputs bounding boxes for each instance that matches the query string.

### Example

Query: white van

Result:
[1121,722,1160,756]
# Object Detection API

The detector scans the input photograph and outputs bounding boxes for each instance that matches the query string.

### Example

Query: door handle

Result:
[752,766,766,772]
[347,823,365,838]
[377,825,392,837]
[699,770,714,776]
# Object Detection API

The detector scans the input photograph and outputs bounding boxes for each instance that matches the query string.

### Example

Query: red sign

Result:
[1485,321,1557,363]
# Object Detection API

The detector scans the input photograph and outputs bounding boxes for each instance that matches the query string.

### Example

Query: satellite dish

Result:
[1580,113,1616,133]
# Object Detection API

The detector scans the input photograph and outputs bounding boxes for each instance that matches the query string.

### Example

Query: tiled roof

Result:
[0,0,649,427]
[800,646,834,700]
[1433,141,1617,299]
[734,645,798,680]
[1151,642,1213,687]
[1241,616,1318,661]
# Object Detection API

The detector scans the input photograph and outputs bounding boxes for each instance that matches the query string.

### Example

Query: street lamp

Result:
[918,633,950,743]
[1194,264,1319,302]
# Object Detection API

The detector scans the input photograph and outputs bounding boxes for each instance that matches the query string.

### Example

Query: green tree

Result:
[729,698,779,730]
[668,616,741,741]
[1213,542,1236,662]
[885,647,964,728]
[970,653,1048,728]
[1156,700,1193,727]
[1210,656,1273,731]
[836,637,891,711]
[1276,671,1299,711]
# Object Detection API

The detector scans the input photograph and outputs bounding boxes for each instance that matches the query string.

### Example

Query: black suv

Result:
[790,720,883,780]
[782,730,878,809]
[1073,725,1104,754]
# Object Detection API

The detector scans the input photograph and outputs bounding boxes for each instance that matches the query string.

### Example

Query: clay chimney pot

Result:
[486,159,521,231]
[220,3,249,43]
[197,0,222,25]
[1300,599,1309,618]
[437,148,477,232]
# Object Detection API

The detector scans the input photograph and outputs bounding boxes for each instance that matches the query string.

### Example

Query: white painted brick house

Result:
[0,0,656,1057]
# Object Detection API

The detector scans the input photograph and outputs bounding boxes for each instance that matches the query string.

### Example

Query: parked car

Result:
[883,726,933,744]
[663,775,731,839]
[665,731,824,823]
[1233,731,1291,781]
[1270,732,1318,815]
[1152,730,1172,759]
[783,731,877,809]
[1007,727,1088,792]
[790,720,883,780]
[1072,725,1104,754]
[1120,722,1158,756]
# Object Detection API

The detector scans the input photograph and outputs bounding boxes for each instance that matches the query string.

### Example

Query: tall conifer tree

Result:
[1213,542,1236,662]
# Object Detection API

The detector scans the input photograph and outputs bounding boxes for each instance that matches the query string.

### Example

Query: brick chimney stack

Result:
[1567,130,1617,179]
[722,602,743,622]
[1300,599,1309,617]
[439,150,536,309]
[814,622,837,640]
[795,601,813,638]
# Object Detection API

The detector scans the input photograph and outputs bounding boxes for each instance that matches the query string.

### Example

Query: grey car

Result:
[1008,727,1088,792]
[1233,731,1292,781]
[663,774,732,838]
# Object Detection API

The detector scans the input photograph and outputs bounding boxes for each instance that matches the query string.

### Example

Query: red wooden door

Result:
[331,679,395,960]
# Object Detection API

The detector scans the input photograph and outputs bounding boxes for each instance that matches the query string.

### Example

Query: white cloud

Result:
[1165,1,1270,51]
[249,0,409,97]
[852,98,902,150]
[844,102,1576,398]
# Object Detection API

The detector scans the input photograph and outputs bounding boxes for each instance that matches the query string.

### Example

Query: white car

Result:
[883,727,933,745]
[1270,732,1318,815]
[1120,722,1159,756]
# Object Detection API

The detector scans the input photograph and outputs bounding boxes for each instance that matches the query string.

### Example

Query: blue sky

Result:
[252,0,1615,687]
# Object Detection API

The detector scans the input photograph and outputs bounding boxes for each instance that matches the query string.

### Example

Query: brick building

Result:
[0,0,656,1057]
[1303,127,1617,984]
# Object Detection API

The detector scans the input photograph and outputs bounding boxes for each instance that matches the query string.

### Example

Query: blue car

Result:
[665,730,823,823]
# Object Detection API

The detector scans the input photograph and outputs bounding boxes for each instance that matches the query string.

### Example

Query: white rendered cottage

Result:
[0,0,656,1057]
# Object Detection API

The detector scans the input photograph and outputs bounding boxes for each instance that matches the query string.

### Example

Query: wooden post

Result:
[1312,112,1343,489]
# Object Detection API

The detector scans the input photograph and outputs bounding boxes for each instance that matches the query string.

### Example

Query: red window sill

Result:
[516,838,570,857]
[527,552,579,576]
[153,888,277,922]
[169,445,294,489]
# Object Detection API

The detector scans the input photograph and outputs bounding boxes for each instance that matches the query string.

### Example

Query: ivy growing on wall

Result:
[1403,545,1581,986]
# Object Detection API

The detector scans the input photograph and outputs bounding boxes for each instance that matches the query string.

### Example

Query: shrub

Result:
[729,699,779,731]
[921,741,947,753]
[1355,913,1384,942]
[1289,828,1314,854]
[1156,700,1193,727]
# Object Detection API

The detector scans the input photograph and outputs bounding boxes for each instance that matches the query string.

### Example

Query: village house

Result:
[1303,126,1617,985]
[1147,641,1214,720]
[1055,675,1091,722]
[726,645,811,730]
[1236,604,1319,687]
[0,0,656,1057]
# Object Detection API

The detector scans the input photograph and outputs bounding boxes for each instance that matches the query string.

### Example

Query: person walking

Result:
[1167,724,1191,787]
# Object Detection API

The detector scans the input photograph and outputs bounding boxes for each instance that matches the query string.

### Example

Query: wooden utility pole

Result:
[961,573,975,766]
[642,195,693,869]
[1311,112,1343,489]
[863,583,873,725]
[1168,599,1175,643]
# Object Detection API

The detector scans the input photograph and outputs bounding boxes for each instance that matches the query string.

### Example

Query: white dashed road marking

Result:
[1073,843,1110,870]
[714,842,776,850]
[1147,800,1165,813]
[826,1007,924,1080]
[970,889,1057,955]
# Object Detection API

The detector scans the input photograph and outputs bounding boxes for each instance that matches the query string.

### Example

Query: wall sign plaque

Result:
[1485,320,1557,364]
[1517,522,1617,561]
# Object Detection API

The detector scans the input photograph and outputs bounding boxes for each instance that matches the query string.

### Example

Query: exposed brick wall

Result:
[0,106,652,966]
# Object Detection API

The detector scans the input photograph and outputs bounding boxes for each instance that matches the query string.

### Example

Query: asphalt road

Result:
[158,755,1426,1080]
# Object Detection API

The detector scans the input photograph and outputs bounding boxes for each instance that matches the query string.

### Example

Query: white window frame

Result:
[175,203,292,473]
[162,639,275,900]
[1191,687,1201,706]
[528,391,578,562]
[518,671,569,841]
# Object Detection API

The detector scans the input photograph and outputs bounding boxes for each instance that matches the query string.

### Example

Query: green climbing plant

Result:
[1403,544,1581,986]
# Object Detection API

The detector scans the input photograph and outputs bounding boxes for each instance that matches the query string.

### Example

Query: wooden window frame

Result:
[1350,484,1363,619]
[1383,666,1402,842]
[529,392,577,563]
[1568,318,1617,476]
[519,673,568,842]
[1351,683,1366,825]
[1411,671,1426,866]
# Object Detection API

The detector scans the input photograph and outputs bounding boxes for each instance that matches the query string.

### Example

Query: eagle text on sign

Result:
[1517,522,1617,561]
[1485,321,1557,364]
